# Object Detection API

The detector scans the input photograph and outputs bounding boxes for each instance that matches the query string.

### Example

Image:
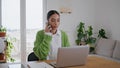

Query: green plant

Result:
[0,26,15,62]
[0,26,7,32]
[86,26,96,44]
[5,35,16,62]
[98,28,108,39]
[76,22,96,45]
[76,22,85,45]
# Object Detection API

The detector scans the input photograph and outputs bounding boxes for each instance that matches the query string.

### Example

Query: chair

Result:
[28,52,39,61]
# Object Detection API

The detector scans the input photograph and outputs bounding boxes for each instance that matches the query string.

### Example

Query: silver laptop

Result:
[50,45,89,68]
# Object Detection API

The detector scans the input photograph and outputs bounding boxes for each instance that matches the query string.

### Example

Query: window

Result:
[1,0,44,62]
[2,0,21,62]
[26,0,43,59]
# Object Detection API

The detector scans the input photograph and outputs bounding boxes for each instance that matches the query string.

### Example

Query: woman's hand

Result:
[45,24,52,33]
[45,23,57,34]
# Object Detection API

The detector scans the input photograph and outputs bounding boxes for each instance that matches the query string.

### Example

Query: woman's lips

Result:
[52,26,57,28]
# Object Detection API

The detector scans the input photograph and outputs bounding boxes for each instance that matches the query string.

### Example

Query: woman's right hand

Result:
[45,24,52,33]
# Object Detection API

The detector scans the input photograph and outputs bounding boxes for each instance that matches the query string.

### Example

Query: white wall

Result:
[46,0,95,45]
[94,0,120,41]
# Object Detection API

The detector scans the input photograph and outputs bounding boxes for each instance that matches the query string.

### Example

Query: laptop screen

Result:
[56,45,89,67]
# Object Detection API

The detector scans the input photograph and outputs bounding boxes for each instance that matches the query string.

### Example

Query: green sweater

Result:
[33,30,70,60]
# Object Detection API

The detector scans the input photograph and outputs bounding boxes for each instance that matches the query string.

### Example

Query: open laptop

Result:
[50,45,89,68]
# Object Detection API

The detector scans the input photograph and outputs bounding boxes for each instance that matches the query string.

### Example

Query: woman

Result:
[33,10,70,60]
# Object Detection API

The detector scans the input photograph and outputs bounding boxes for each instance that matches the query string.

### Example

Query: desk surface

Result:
[43,56,120,68]
[0,56,120,68]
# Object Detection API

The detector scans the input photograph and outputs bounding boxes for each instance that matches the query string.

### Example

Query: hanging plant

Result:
[5,35,16,62]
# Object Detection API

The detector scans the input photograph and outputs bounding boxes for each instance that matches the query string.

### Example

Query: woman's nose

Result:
[54,21,57,25]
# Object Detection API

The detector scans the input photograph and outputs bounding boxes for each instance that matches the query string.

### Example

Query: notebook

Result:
[27,62,53,68]
[8,64,23,68]
[50,45,89,68]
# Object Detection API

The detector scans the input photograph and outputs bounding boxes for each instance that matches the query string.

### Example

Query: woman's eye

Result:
[51,19,55,22]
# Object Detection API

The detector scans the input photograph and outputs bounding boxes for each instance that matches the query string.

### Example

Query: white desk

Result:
[0,62,53,68]
[0,63,26,68]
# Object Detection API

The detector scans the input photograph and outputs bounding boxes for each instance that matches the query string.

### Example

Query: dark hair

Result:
[47,10,60,21]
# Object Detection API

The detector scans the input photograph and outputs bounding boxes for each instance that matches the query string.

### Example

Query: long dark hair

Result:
[47,10,60,21]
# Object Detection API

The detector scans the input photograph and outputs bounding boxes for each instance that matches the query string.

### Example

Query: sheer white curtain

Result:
[1,0,45,62]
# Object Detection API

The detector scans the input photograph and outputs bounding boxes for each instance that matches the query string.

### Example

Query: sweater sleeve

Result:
[33,30,52,60]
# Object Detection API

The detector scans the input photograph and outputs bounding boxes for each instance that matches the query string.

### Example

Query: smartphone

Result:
[47,23,51,29]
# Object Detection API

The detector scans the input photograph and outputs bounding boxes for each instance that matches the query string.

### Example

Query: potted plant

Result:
[98,28,108,39]
[76,22,96,45]
[76,22,96,52]
[0,26,15,62]
[0,38,15,63]
[0,26,7,37]
[75,22,85,45]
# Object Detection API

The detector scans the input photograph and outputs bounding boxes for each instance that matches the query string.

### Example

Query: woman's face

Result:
[48,13,60,30]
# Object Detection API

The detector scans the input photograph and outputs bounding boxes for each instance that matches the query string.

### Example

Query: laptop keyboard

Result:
[49,61,57,67]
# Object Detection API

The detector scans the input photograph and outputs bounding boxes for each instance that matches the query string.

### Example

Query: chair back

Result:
[28,52,39,61]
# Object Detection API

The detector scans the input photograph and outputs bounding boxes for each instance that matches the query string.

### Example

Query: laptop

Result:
[50,45,89,68]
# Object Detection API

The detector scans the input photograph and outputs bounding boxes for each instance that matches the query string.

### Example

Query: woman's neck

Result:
[52,29,57,34]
